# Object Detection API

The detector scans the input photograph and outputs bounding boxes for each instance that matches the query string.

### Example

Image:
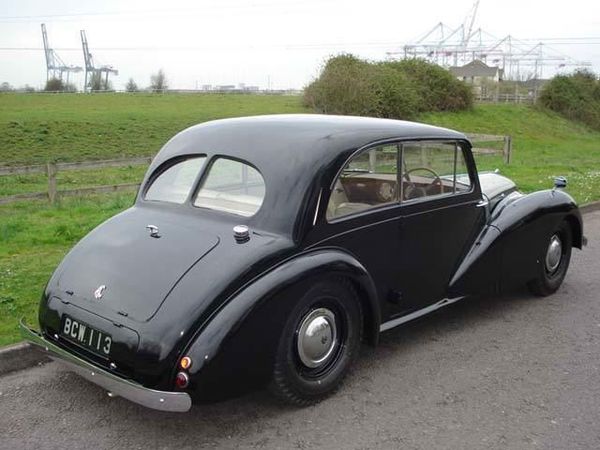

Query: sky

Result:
[0,0,598,91]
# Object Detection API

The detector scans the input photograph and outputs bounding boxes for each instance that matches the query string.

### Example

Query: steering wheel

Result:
[403,167,442,200]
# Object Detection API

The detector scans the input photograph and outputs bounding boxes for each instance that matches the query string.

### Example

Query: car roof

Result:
[143,114,467,236]
[152,114,466,169]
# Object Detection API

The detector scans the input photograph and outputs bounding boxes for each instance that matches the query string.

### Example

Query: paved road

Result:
[2,211,599,450]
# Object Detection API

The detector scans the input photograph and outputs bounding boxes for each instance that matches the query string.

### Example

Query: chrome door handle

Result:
[476,198,489,208]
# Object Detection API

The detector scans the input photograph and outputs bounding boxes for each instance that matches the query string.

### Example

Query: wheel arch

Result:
[180,248,380,400]
[564,212,583,249]
[449,189,582,297]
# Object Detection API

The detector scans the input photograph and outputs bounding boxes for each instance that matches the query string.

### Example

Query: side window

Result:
[194,158,265,217]
[144,157,206,204]
[401,142,471,201]
[327,144,398,220]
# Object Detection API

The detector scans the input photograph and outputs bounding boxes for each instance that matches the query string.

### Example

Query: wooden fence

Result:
[0,133,512,205]
[0,156,152,205]
[474,93,535,104]
[467,133,513,164]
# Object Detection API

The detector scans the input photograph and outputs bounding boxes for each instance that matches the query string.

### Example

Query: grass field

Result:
[0,93,306,166]
[1,93,599,345]
[421,105,600,204]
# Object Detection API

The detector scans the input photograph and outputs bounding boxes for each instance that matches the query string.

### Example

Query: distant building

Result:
[449,60,504,85]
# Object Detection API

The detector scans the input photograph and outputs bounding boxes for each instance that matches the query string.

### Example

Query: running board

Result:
[379,296,465,332]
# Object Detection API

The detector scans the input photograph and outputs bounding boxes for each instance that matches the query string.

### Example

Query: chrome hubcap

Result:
[296,308,337,369]
[545,234,563,273]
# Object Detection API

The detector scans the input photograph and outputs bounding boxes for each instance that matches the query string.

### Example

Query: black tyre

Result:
[528,221,572,296]
[269,278,362,406]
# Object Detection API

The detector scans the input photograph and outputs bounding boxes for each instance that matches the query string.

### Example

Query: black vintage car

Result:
[21,115,584,411]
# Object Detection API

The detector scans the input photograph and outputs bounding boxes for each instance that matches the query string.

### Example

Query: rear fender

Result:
[182,249,379,400]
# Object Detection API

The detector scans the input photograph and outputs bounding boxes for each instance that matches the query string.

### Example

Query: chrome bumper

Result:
[19,319,192,412]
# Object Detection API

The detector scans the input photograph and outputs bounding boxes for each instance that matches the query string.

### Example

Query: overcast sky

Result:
[0,0,598,90]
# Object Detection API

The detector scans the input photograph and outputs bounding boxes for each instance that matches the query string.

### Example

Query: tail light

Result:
[175,372,189,389]
[179,356,192,370]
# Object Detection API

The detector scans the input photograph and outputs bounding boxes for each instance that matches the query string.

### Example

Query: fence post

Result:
[503,136,513,164]
[368,149,377,172]
[47,162,57,204]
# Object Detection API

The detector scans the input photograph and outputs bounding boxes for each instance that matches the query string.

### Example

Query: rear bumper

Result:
[19,319,191,412]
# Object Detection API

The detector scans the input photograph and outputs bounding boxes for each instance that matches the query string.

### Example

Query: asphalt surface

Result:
[1,211,599,450]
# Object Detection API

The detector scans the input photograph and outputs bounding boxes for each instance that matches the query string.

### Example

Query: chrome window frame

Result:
[326,138,475,223]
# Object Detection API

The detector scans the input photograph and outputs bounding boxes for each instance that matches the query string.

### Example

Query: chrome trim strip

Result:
[313,189,322,226]
[379,296,465,332]
[19,319,192,412]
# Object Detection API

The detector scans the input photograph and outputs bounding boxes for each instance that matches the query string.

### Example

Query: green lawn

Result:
[420,105,600,204]
[1,95,599,346]
[0,165,147,197]
[0,92,307,166]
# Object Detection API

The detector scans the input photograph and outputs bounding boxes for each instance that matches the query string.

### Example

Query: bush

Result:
[373,63,421,118]
[303,54,473,119]
[386,59,473,112]
[303,55,379,116]
[88,73,112,92]
[538,70,600,130]
[44,78,77,92]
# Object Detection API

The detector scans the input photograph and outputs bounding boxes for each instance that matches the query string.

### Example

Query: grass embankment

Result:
[0,95,599,345]
[0,93,305,165]
[0,93,305,198]
[421,104,600,204]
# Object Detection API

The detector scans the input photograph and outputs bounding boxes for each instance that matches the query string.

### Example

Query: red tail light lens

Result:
[175,371,189,389]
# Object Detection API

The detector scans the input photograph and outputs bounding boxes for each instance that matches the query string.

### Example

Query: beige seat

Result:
[327,180,371,219]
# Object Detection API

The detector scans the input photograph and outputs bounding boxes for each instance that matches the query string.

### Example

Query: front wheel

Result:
[269,278,362,406]
[528,221,572,296]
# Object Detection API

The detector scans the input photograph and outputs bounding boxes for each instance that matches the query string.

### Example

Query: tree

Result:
[44,77,64,92]
[150,69,168,92]
[125,78,139,92]
[45,77,77,92]
[0,82,13,92]
[88,72,112,92]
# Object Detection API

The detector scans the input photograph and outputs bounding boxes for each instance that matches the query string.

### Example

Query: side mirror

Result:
[553,176,567,189]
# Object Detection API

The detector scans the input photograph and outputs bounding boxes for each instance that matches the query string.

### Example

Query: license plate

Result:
[60,315,112,357]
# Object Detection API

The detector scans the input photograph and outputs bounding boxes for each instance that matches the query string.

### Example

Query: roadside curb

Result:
[0,342,49,376]
[581,201,600,215]
[1,200,599,376]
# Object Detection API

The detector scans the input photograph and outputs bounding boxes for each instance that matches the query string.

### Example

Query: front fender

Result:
[181,248,379,400]
[449,189,582,296]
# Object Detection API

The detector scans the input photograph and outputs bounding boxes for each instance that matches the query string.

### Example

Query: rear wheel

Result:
[528,221,572,296]
[269,278,362,406]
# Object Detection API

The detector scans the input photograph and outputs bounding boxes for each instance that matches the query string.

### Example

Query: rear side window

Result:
[327,144,398,220]
[193,158,265,217]
[145,157,206,204]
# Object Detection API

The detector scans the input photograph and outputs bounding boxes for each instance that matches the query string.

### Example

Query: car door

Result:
[309,139,484,322]
[315,142,409,319]
[395,141,485,311]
